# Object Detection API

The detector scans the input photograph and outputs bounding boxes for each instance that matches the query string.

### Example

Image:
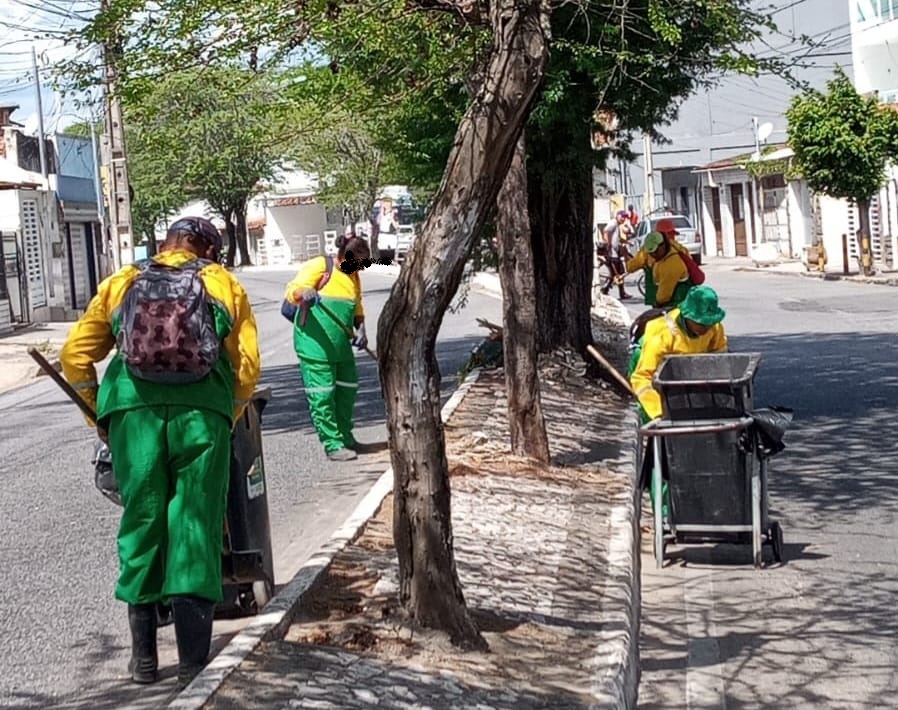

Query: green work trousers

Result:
[108,405,231,604]
[299,357,358,452]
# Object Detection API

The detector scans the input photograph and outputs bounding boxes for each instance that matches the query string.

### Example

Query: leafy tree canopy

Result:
[787,67,898,203]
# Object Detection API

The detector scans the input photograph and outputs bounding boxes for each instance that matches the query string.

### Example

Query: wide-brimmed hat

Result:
[655,218,679,235]
[644,231,665,253]
[679,286,726,326]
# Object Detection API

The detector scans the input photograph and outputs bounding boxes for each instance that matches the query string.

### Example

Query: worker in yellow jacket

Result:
[630,285,728,421]
[624,230,692,308]
[60,216,260,687]
[284,234,370,461]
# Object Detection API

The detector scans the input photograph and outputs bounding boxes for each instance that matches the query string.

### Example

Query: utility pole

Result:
[751,117,762,248]
[31,45,55,300]
[31,47,48,181]
[643,134,655,214]
[100,17,134,267]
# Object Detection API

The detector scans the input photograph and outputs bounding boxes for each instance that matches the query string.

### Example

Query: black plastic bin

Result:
[643,352,782,568]
[218,387,275,617]
[653,352,761,421]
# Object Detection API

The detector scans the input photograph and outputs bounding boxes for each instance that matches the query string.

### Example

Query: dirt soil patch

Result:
[209,312,635,708]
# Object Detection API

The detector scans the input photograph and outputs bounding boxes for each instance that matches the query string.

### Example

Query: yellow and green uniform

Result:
[285,256,364,452]
[629,309,728,421]
[626,243,691,308]
[60,249,260,604]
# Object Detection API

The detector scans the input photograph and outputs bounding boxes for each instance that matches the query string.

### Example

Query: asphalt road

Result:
[635,265,898,709]
[0,265,501,709]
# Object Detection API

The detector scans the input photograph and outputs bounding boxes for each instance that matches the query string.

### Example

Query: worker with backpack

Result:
[283,233,371,461]
[60,216,261,687]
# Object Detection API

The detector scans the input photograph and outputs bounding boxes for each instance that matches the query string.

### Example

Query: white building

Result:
[596,0,852,247]
[851,0,898,99]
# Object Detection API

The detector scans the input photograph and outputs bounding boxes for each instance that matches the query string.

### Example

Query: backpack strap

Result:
[299,255,335,327]
[316,255,334,290]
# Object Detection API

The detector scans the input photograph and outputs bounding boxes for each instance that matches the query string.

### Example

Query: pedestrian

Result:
[623,230,692,308]
[284,234,370,461]
[60,216,261,687]
[626,203,640,228]
[629,285,728,422]
[599,210,634,300]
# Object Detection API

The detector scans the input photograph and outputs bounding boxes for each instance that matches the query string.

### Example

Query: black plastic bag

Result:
[749,406,794,459]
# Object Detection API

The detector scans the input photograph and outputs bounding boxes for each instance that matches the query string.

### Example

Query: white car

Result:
[631,213,703,264]
[396,225,416,262]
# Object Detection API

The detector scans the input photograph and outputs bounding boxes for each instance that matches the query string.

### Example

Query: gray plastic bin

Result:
[653,352,761,420]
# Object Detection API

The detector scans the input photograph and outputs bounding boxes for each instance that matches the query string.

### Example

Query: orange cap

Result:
[656,218,679,235]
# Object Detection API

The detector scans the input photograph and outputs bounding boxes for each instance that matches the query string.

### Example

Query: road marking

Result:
[685,566,726,710]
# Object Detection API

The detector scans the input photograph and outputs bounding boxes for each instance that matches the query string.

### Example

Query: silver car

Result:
[631,213,703,265]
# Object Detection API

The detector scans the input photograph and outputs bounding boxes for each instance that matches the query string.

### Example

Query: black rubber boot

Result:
[127,604,159,684]
[171,596,215,688]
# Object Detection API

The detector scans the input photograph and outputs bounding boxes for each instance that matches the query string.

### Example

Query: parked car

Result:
[630,212,703,264]
[396,224,416,263]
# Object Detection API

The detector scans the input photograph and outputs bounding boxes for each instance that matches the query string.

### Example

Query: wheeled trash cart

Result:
[218,387,276,617]
[638,353,784,569]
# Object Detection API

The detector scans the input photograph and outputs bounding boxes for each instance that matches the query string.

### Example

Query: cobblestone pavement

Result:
[202,302,641,710]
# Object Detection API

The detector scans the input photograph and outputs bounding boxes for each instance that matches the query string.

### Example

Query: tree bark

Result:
[234,205,253,266]
[378,0,550,650]
[496,132,550,463]
[224,217,237,268]
[857,200,875,276]
[529,160,594,352]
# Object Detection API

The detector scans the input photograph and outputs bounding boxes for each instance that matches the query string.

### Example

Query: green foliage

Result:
[63,0,790,238]
[123,66,288,243]
[787,67,898,203]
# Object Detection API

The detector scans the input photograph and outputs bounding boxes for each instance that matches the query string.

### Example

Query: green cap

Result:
[679,286,726,326]
[644,231,665,253]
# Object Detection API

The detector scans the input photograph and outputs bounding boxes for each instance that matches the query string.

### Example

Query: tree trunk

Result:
[857,200,875,276]
[529,161,594,352]
[234,205,253,266]
[224,217,237,268]
[378,0,550,650]
[496,132,550,463]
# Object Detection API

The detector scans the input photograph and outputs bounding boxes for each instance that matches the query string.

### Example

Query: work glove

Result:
[301,288,320,305]
[352,322,368,350]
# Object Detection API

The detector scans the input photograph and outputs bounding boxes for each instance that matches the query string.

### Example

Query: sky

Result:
[0,0,98,135]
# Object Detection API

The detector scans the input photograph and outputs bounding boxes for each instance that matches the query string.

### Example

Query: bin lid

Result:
[653,352,762,389]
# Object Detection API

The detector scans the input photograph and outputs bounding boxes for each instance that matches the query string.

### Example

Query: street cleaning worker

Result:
[624,230,691,308]
[285,234,370,461]
[60,216,261,687]
[629,285,728,517]
[630,285,728,422]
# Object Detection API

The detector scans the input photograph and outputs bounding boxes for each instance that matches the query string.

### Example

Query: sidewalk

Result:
[707,254,898,286]
[0,321,74,394]
[170,286,642,710]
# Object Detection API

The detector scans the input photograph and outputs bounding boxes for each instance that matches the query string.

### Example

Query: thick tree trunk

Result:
[497,132,550,463]
[378,0,550,650]
[234,206,253,266]
[529,161,594,352]
[224,218,237,268]
[857,200,875,276]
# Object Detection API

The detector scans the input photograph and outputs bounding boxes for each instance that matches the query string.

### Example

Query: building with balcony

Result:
[851,0,898,98]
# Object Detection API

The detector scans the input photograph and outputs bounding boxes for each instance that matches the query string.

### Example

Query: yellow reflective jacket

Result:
[60,249,261,424]
[626,246,690,307]
[629,309,728,420]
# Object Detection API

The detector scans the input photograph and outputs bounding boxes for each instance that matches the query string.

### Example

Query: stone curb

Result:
[168,368,484,710]
[733,266,898,286]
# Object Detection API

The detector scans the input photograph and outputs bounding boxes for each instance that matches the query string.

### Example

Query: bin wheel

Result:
[252,580,273,610]
[770,522,784,563]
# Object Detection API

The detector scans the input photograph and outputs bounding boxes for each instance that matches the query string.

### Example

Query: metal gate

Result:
[20,197,47,309]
